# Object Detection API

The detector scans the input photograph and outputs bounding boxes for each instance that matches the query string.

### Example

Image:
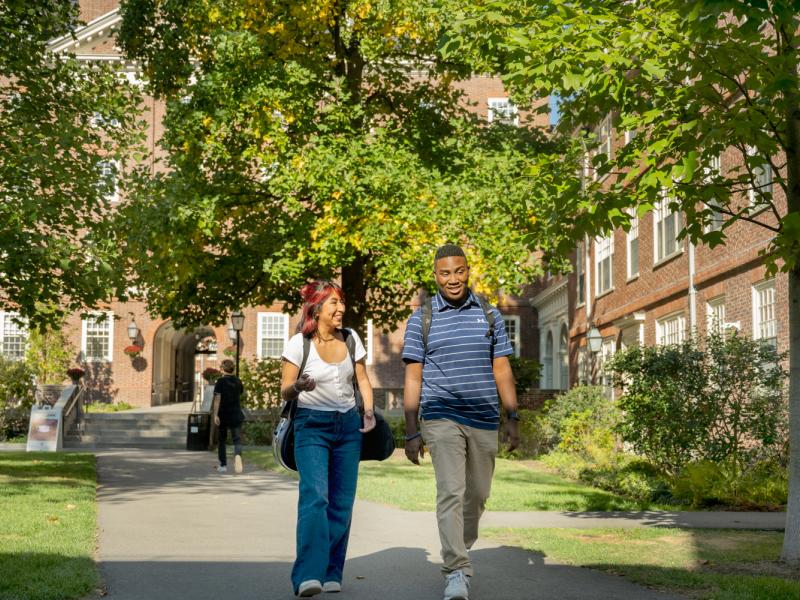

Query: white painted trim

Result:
[48,9,122,54]
[501,314,521,357]
[256,312,289,359]
[752,279,777,341]
[81,311,114,362]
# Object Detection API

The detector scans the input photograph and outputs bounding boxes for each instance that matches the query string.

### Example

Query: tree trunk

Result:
[781,76,800,562]
[784,266,800,564]
[341,254,368,336]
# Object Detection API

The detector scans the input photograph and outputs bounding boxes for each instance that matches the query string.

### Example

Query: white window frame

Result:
[653,193,682,264]
[592,114,613,181]
[487,97,519,126]
[656,312,686,346]
[502,315,521,357]
[747,146,773,208]
[752,280,777,346]
[595,234,614,295]
[0,312,27,361]
[624,129,637,145]
[627,212,639,279]
[599,337,616,399]
[704,154,724,232]
[576,242,585,306]
[706,296,726,334]
[97,159,119,203]
[82,311,114,362]
[256,312,289,359]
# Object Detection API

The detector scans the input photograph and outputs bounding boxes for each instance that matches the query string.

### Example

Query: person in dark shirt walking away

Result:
[212,359,245,474]
[403,244,520,600]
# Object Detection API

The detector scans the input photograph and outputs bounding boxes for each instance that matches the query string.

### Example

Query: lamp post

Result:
[230,310,245,377]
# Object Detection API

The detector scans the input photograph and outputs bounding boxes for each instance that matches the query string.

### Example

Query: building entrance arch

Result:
[151,321,218,406]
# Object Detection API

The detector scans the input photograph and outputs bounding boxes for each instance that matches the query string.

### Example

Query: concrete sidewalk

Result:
[93,450,697,600]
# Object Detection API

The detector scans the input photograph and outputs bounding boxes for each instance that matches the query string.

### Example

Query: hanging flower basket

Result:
[202,367,222,383]
[66,367,84,384]
[123,344,143,358]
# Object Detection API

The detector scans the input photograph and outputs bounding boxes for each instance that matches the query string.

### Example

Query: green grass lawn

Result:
[247,449,655,511]
[484,527,800,600]
[0,452,98,600]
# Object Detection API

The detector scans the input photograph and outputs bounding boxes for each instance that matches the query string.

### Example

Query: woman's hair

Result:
[298,280,345,337]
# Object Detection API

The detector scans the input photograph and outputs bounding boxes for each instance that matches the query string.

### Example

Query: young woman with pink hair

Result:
[280,280,376,597]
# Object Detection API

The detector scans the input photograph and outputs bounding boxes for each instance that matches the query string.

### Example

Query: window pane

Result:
[260,314,286,358]
[1,313,27,360]
[629,238,639,276]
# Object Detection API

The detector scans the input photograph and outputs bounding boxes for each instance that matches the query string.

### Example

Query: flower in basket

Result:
[202,367,222,383]
[123,344,143,357]
[222,345,236,357]
[66,367,84,381]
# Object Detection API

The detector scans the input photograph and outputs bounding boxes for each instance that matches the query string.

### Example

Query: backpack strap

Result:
[421,296,433,353]
[341,328,364,413]
[282,335,311,419]
[476,295,497,341]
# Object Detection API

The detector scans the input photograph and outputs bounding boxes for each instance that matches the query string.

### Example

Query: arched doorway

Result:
[151,322,218,407]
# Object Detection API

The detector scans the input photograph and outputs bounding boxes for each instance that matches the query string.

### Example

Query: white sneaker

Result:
[215,465,227,473]
[322,581,341,593]
[297,579,322,597]
[234,455,243,474]
[443,570,469,600]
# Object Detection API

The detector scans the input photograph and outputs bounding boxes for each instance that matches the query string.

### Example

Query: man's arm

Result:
[493,356,520,451]
[403,361,425,464]
[212,393,221,427]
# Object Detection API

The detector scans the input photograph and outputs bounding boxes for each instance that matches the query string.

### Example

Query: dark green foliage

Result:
[0,357,35,440]
[609,331,787,476]
[0,1,145,328]
[508,356,541,396]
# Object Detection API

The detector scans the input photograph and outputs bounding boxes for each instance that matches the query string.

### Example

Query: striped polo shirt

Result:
[402,290,513,430]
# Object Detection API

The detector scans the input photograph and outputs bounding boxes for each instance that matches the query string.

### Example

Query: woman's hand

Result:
[360,409,376,433]
[294,373,316,392]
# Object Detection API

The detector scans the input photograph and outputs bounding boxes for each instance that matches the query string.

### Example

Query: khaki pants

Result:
[421,418,498,576]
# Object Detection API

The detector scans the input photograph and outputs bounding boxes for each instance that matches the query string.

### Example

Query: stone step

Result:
[76,427,186,438]
[63,437,188,450]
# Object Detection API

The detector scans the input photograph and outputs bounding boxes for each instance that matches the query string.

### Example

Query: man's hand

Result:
[405,435,425,465]
[214,415,220,427]
[505,418,520,452]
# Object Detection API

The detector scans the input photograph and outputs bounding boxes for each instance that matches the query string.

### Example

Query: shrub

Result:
[239,358,283,421]
[514,409,549,458]
[242,419,274,445]
[542,385,619,449]
[508,356,541,396]
[672,459,788,509]
[25,321,75,385]
[609,330,787,476]
[0,357,35,440]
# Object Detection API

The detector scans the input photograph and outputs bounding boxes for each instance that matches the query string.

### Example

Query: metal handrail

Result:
[59,385,85,443]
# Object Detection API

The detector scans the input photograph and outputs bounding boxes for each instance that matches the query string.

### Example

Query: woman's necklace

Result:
[316,333,337,342]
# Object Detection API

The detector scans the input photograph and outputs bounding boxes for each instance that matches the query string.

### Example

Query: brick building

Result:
[0,1,545,410]
[531,122,788,392]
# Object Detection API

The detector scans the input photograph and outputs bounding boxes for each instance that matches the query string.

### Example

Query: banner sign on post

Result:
[27,406,63,452]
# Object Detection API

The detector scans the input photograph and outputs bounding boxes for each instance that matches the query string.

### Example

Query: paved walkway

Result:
[93,450,706,600]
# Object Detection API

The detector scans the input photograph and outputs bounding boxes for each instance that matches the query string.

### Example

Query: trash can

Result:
[187,412,211,451]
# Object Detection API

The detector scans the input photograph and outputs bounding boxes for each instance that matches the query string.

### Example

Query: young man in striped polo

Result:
[402,244,520,600]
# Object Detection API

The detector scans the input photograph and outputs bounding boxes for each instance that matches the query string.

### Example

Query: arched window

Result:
[559,324,569,390]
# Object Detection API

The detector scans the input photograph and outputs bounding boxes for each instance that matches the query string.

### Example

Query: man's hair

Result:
[434,244,466,264]
[220,359,235,374]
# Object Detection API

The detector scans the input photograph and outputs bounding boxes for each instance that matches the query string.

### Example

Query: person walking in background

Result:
[281,280,376,597]
[402,244,520,600]
[212,359,245,474]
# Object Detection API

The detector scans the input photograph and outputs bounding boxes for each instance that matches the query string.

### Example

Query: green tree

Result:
[25,320,75,385]
[448,0,800,563]
[114,0,565,332]
[0,1,145,329]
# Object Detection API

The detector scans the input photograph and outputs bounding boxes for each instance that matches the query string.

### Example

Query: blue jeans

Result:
[291,406,362,592]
